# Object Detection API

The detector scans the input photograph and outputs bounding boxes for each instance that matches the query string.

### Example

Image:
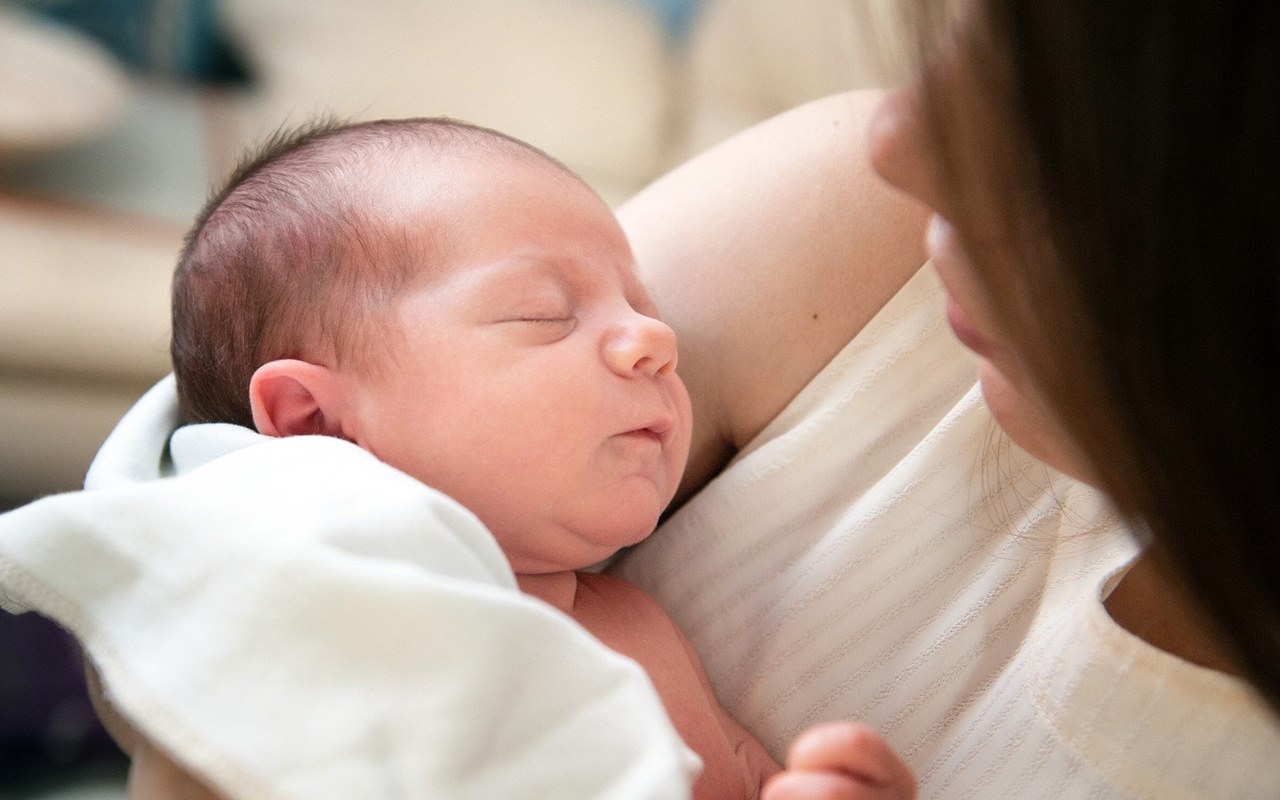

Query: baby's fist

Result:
[761,721,916,800]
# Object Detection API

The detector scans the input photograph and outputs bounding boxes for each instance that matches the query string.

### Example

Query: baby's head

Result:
[173,117,692,572]
[174,117,559,428]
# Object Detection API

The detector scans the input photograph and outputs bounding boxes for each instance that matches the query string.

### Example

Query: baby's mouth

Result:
[621,427,664,445]
[620,415,673,446]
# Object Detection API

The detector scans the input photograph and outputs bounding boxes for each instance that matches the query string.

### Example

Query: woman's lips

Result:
[928,216,1000,360]
[944,293,998,359]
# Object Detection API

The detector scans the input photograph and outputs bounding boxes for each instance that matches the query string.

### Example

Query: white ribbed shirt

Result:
[614,267,1280,799]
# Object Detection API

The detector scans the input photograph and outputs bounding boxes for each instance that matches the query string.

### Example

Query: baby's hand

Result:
[761,721,916,800]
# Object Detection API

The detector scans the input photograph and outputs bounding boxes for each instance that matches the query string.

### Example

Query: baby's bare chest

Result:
[571,572,764,800]
[571,573,704,692]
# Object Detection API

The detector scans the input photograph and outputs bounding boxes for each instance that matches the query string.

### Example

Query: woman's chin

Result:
[977,361,1096,485]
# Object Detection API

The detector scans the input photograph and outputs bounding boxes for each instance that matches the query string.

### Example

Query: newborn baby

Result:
[113,116,912,800]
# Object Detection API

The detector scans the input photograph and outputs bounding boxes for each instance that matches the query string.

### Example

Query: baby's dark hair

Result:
[171,116,567,428]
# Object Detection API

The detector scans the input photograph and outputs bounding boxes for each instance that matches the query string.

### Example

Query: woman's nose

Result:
[604,311,678,378]
[868,82,942,213]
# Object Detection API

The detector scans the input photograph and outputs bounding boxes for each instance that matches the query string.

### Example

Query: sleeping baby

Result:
[109,116,914,800]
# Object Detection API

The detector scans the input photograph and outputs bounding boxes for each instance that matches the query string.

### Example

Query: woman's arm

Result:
[619,90,928,502]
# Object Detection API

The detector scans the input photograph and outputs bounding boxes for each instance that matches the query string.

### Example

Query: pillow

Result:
[0,7,130,161]
[672,0,913,161]
[222,0,671,203]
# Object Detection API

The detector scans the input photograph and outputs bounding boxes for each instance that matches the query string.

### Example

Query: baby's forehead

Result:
[376,145,613,233]
[382,138,565,189]
[362,146,570,230]
[349,141,629,289]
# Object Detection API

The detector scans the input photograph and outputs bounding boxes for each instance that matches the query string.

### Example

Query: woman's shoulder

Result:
[620,91,929,502]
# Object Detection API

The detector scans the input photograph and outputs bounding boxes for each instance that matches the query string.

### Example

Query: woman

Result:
[617,2,1279,798]
[28,3,1279,798]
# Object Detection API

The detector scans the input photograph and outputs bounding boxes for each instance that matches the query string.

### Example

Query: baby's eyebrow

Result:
[495,257,554,282]
[463,256,574,301]
[473,250,639,308]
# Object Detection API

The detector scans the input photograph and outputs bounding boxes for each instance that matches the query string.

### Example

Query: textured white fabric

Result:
[615,266,1280,799]
[0,377,699,800]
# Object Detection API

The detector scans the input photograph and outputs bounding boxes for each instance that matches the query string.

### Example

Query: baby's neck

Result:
[516,571,581,612]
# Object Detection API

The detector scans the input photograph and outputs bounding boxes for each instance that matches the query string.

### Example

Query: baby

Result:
[149,116,913,800]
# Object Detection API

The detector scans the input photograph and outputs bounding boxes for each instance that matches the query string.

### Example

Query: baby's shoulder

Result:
[571,571,684,645]
[575,571,667,614]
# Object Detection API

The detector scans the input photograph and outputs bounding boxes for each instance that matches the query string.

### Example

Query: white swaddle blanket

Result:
[0,378,699,799]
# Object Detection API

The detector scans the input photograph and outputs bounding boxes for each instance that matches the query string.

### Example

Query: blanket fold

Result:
[0,376,698,800]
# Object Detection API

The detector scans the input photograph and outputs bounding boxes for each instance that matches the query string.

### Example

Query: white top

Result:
[614,266,1280,799]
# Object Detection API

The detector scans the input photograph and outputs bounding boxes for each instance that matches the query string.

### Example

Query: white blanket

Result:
[0,377,699,799]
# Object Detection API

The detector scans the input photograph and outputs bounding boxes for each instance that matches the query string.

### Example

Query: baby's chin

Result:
[572,520,659,569]
[604,509,664,548]
[504,515,660,574]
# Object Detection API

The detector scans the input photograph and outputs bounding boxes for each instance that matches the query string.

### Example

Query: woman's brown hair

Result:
[910,1,1280,710]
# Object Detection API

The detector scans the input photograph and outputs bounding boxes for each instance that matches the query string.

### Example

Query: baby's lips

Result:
[619,415,673,445]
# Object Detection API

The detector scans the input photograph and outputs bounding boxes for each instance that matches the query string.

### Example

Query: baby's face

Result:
[347,154,692,574]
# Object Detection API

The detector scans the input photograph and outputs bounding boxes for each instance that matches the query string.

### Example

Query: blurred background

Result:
[0,0,907,795]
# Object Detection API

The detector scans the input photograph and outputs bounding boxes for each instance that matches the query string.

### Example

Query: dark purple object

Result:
[0,610,125,785]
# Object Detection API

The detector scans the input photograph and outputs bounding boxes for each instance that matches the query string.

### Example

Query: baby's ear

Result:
[249,359,349,438]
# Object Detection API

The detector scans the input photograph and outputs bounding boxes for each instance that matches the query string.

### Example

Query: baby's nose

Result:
[604,313,678,378]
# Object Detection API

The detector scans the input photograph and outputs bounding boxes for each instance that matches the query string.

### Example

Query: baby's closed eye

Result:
[508,314,573,324]
[498,313,578,342]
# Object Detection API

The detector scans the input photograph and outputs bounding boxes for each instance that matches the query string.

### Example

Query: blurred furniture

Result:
[0,0,908,502]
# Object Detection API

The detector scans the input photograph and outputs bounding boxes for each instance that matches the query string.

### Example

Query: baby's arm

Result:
[84,659,227,800]
[126,738,227,800]
[670,630,781,796]
[763,722,917,800]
